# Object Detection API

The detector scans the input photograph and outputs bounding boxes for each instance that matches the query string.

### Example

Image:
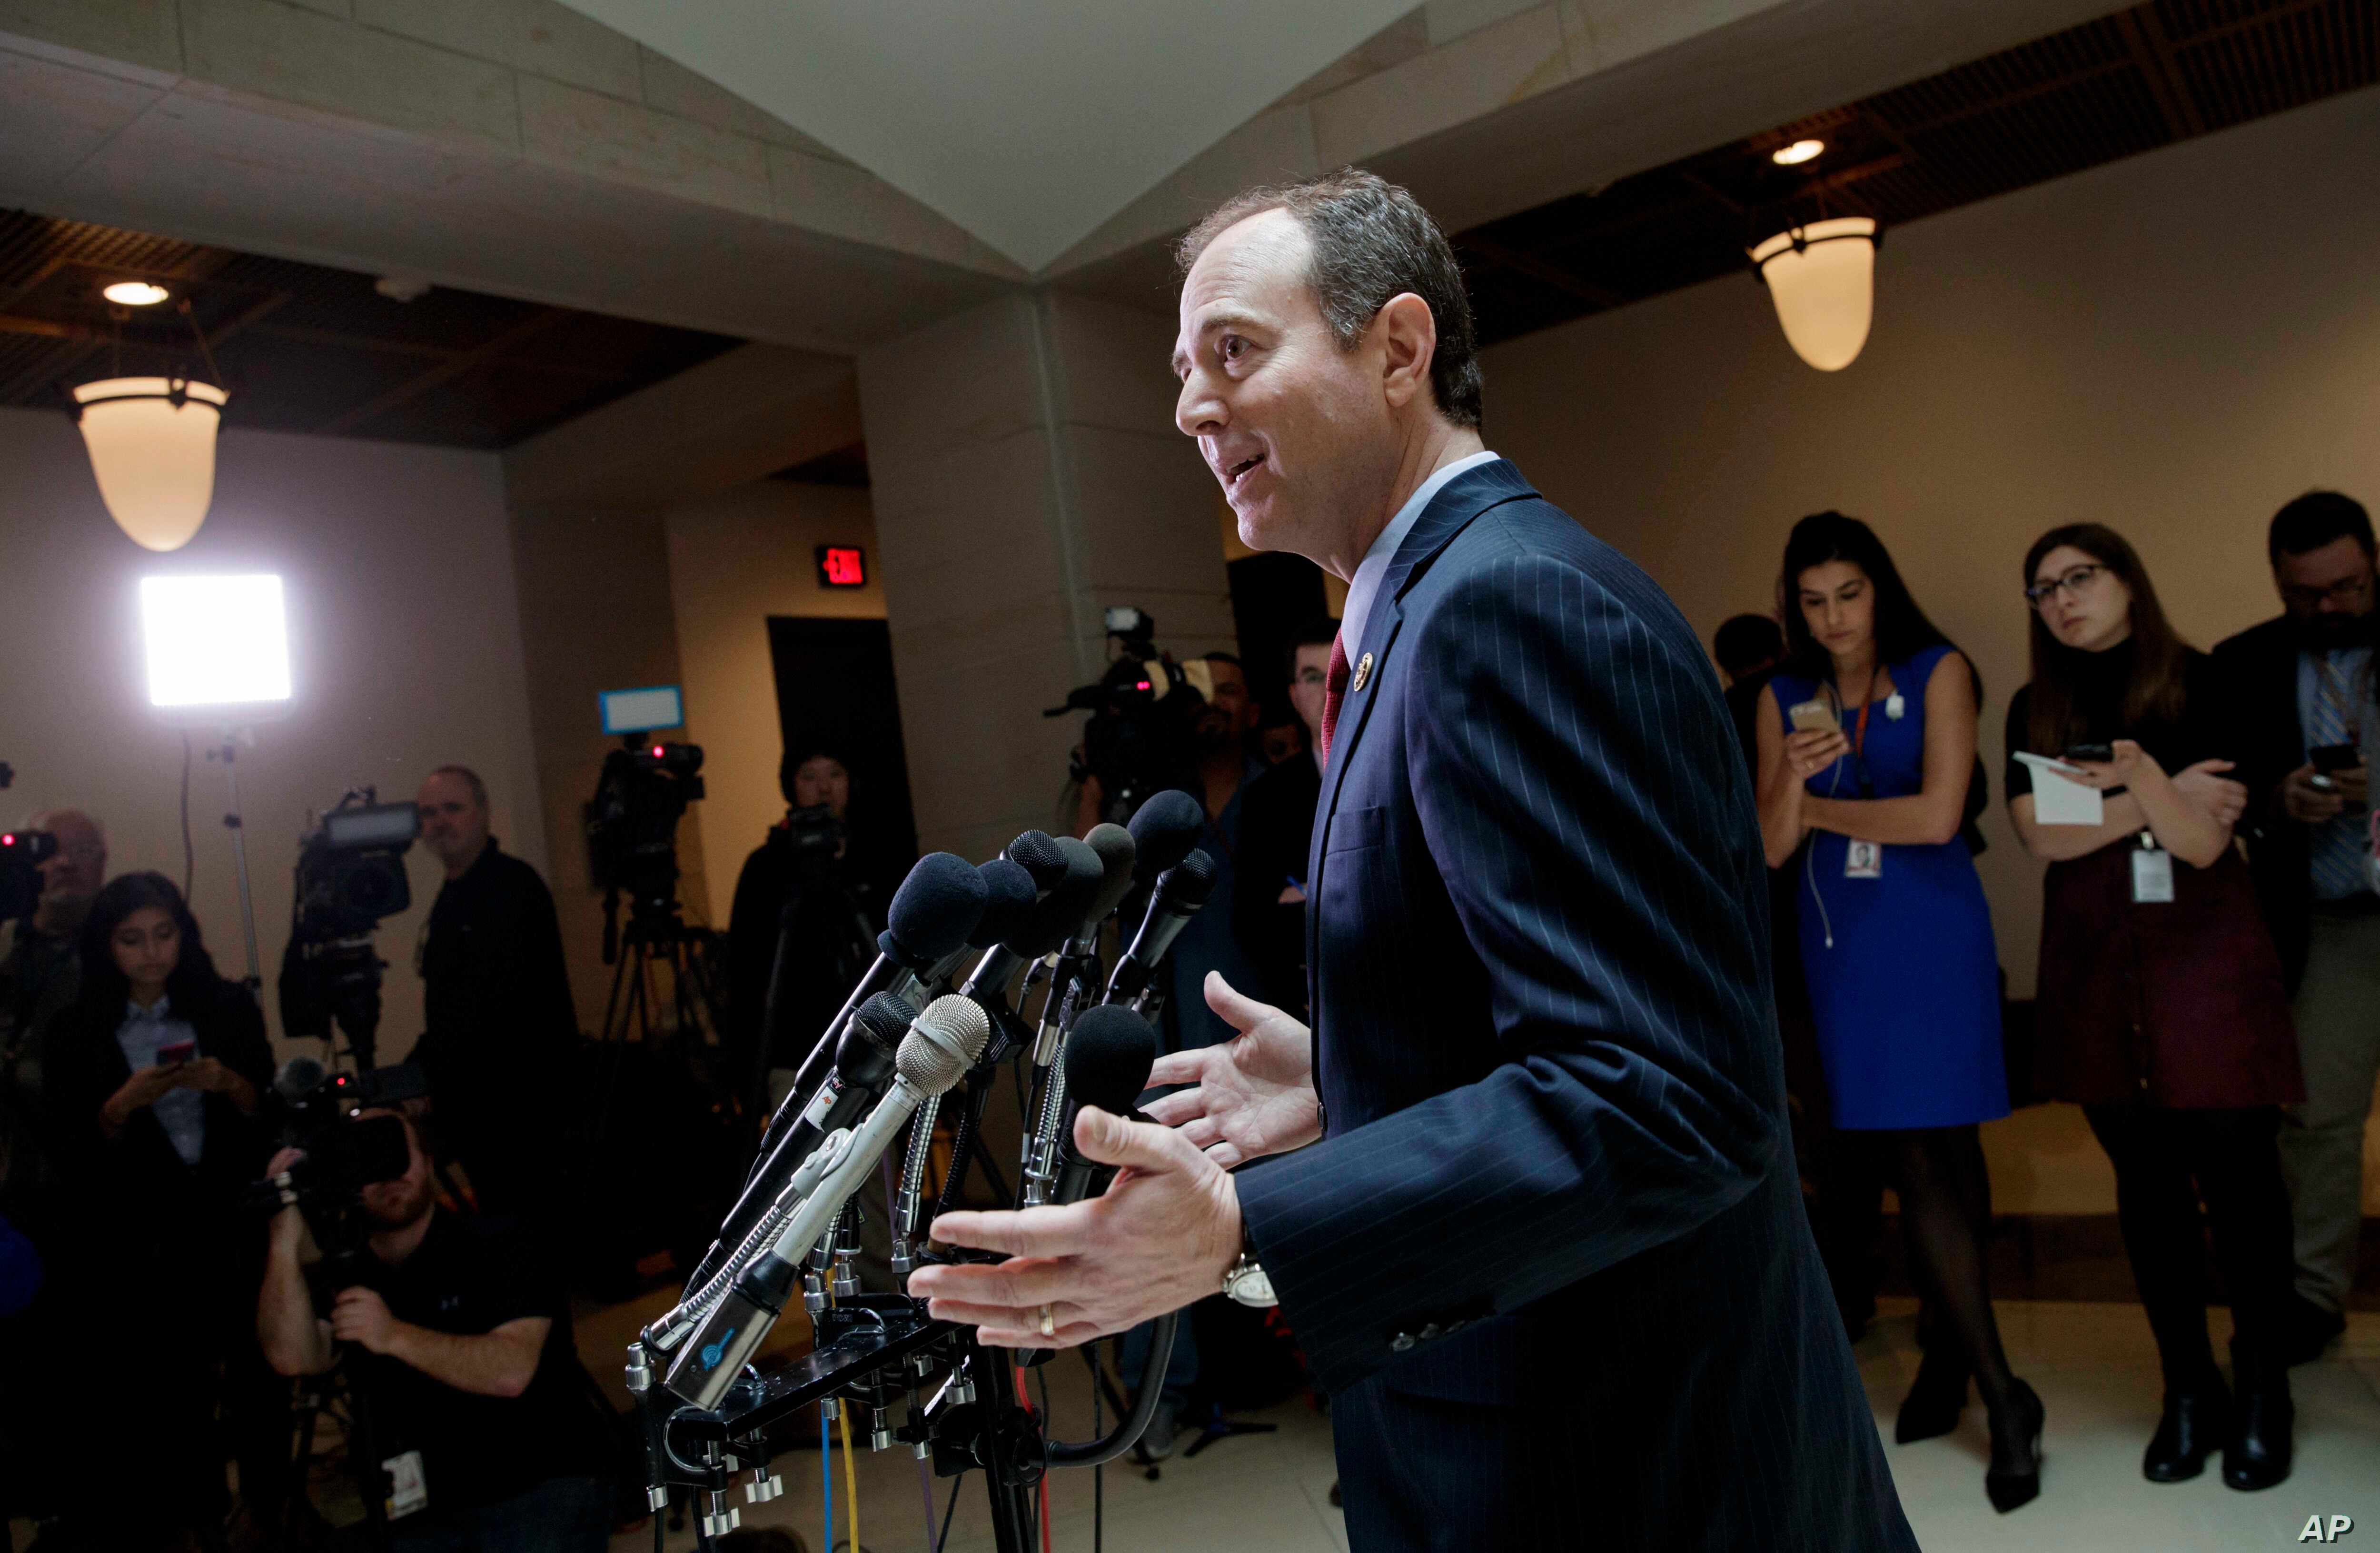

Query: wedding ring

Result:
[1037,1304,1057,1339]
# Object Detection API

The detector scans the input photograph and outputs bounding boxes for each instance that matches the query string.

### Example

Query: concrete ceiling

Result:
[555,0,1420,271]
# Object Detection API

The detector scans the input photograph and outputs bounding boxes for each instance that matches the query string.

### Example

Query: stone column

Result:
[859,289,1232,860]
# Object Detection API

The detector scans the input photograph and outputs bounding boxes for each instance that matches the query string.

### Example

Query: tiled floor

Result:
[606,1301,2380,1553]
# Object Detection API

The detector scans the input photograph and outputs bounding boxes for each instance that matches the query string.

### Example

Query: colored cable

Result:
[839,1404,861,1553]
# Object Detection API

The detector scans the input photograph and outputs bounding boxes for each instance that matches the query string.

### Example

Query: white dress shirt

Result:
[116,996,205,1165]
[1338,450,1502,665]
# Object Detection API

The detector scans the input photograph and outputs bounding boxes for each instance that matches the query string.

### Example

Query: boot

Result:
[2142,1377,2229,1483]
[2222,1363,2292,1492]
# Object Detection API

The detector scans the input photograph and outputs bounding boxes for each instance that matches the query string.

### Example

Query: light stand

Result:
[206,727,266,994]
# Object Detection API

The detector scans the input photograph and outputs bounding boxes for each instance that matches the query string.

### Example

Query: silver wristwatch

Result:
[1223,1229,1277,1308]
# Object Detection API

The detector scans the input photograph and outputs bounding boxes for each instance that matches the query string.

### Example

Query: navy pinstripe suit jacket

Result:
[1233,460,1913,1548]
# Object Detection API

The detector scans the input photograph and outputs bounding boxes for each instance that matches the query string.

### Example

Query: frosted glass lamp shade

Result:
[71,377,228,550]
[1750,219,1878,372]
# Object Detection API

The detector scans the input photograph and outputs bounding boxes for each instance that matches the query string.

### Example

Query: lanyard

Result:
[1850,692,1875,757]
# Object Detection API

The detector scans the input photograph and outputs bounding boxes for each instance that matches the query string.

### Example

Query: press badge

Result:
[384,1449,428,1519]
[1844,840,1883,879]
[2131,835,2174,904]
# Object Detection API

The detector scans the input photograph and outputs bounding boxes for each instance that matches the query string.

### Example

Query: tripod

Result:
[589,891,728,1155]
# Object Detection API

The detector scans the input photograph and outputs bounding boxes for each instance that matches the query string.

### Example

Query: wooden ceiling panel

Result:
[1456,0,2377,347]
[0,209,741,448]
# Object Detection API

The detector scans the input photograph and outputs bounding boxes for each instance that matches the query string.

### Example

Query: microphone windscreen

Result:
[1163,847,1219,907]
[1127,790,1204,879]
[273,1055,325,1106]
[901,994,993,1093]
[854,992,918,1053]
[1062,1005,1158,1116]
[1003,839,1106,957]
[884,852,989,965]
[1002,829,1070,892]
[969,859,1038,947]
[1080,823,1138,929]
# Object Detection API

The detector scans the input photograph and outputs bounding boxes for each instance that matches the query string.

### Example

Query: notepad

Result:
[2013,751,2105,825]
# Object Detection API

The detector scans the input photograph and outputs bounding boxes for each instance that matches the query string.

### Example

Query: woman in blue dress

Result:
[1755,512,2039,1512]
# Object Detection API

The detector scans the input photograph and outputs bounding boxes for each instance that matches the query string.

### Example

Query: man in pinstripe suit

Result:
[912,170,1914,1549]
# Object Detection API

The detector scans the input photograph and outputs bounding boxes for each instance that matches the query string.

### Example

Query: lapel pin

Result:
[1350,652,1374,693]
[1885,692,1905,720]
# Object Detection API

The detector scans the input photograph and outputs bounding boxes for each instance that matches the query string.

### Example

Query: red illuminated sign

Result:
[816,546,867,588]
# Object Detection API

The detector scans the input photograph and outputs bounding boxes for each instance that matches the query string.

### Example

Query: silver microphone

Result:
[662,996,988,1410]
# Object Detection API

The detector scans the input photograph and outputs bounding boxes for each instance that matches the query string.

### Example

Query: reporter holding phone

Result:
[1755,512,2037,1513]
[2007,525,2301,1493]
[44,871,281,1546]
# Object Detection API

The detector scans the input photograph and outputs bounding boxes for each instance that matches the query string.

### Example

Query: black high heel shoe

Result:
[2143,1383,2229,1483]
[1895,1354,1969,1444]
[1983,1378,2044,1513]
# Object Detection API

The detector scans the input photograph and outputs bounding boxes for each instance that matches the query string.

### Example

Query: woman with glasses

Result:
[2009,525,2301,1492]
[1756,512,2038,1512]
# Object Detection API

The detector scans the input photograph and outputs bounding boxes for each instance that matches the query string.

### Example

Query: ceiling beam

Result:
[2115,9,2208,140]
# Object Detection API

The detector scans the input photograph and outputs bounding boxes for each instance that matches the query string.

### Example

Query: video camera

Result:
[587,738,705,938]
[0,761,57,923]
[1045,607,1210,826]
[279,790,418,1069]
[247,1058,427,1283]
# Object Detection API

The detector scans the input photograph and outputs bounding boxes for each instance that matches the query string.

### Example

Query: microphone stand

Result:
[627,946,1175,1553]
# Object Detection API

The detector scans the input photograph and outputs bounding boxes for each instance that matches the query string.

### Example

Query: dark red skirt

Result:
[2033,844,2302,1108]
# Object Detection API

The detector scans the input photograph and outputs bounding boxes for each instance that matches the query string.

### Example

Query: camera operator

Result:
[727,746,899,1108]
[257,1108,615,1552]
[1,808,107,1200]
[412,767,576,1220]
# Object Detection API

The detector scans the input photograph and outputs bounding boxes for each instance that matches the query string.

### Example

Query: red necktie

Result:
[1319,632,1350,761]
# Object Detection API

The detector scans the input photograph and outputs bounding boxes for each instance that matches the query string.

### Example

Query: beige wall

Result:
[1480,85,2380,1213]
[1483,82,2380,1001]
[663,481,885,927]
[859,289,1235,860]
[0,406,541,1064]
[506,499,705,1028]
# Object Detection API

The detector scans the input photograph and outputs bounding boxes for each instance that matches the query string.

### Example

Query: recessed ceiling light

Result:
[103,281,171,307]
[1771,139,1826,166]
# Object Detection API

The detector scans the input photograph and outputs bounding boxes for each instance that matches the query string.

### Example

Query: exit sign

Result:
[816,545,866,588]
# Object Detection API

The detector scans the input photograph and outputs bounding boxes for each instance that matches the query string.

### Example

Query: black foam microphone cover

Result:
[882,852,989,966]
[1002,830,1070,892]
[969,859,1039,948]
[1005,837,1105,957]
[1126,790,1205,880]
[1061,1005,1159,1118]
[1078,824,1138,937]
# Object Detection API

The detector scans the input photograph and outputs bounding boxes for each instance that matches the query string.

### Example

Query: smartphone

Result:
[2063,742,2114,764]
[156,1038,197,1065]
[2311,742,2361,773]
[1787,698,1836,734]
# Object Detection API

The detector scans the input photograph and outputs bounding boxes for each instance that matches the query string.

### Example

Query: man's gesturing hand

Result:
[1141,973,1320,1169]
[910,1107,1240,1350]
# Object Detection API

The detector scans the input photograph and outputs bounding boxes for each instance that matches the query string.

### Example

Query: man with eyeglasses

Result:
[2215,490,2380,1365]
[1,808,107,1201]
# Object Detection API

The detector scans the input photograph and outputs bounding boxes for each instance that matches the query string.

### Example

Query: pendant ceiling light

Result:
[74,378,228,550]
[1749,217,1880,372]
[71,291,230,551]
